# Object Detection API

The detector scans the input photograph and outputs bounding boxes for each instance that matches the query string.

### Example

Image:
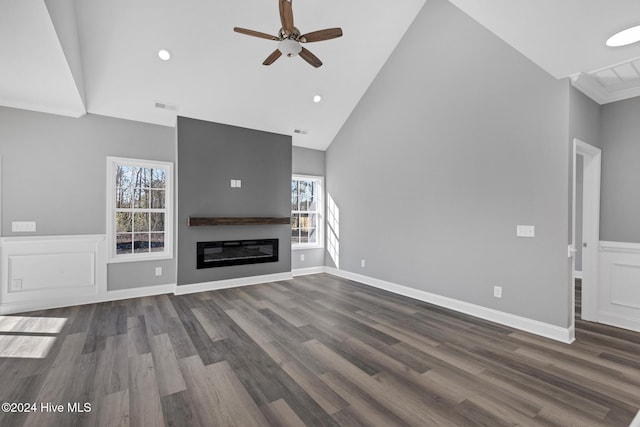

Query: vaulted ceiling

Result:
[3,0,640,150]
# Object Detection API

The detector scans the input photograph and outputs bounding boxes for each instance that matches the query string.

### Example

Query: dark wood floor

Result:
[1,273,639,426]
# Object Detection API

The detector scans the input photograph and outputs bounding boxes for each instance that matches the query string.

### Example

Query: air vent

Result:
[154,101,178,111]
[294,129,308,135]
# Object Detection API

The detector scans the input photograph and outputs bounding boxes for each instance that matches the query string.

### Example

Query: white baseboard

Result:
[0,269,294,313]
[292,266,328,277]
[325,267,574,344]
[574,270,583,279]
[106,284,177,301]
[0,297,97,315]
[0,259,575,344]
[174,272,293,295]
[0,283,176,315]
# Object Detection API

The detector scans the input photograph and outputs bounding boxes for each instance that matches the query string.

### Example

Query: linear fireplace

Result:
[197,239,279,269]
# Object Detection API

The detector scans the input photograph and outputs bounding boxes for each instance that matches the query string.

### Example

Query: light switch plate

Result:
[493,286,502,298]
[516,225,535,238]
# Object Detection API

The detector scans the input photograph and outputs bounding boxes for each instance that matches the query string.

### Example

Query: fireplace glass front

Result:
[196,239,279,269]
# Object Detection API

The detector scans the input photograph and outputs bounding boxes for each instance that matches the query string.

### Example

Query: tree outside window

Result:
[291,175,323,249]
[107,157,173,262]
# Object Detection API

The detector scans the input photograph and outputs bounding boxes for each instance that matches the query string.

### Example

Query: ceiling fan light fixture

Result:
[606,25,640,47]
[278,39,302,57]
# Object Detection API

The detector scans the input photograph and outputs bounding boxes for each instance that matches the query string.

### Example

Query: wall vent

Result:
[154,101,178,111]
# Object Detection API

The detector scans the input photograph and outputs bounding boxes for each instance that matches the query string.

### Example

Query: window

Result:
[291,175,323,249]
[107,157,173,262]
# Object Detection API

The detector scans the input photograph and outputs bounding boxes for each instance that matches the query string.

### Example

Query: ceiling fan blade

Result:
[234,27,279,41]
[300,28,343,43]
[263,49,282,65]
[299,47,322,68]
[279,0,295,33]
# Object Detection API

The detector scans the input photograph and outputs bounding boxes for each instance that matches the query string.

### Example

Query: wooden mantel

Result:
[187,217,290,226]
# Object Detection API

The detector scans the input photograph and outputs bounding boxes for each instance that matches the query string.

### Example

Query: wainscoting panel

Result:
[610,263,640,308]
[0,235,107,314]
[8,252,95,292]
[598,241,640,332]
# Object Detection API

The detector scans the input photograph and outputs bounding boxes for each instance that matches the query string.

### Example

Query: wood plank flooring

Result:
[0,273,639,426]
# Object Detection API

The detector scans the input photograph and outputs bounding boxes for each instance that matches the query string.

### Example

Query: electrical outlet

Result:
[300,254,305,261]
[493,286,502,298]
[155,267,162,276]
[12,221,36,232]
[361,259,366,268]
[12,279,23,290]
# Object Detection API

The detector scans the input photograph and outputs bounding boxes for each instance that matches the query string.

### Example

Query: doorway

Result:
[571,139,601,332]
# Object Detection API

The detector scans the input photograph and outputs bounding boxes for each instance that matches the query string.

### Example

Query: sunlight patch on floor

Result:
[0,335,57,358]
[0,315,67,333]
[0,315,66,358]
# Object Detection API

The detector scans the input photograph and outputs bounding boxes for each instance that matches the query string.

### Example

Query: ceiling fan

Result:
[233,0,343,68]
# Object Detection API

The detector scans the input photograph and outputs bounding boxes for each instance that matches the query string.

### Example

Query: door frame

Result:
[0,155,2,306]
[572,139,601,328]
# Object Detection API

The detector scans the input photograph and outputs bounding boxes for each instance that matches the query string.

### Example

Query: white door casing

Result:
[572,139,601,326]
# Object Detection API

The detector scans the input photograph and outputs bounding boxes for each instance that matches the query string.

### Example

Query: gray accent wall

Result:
[0,107,177,290]
[177,117,291,285]
[325,0,571,326]
[292,146,326,270]
[600,97,640,243]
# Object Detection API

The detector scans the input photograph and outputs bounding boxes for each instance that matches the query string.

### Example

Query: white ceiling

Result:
[0,0,85,117]
[447,0,640,79]
[4,0,640,150]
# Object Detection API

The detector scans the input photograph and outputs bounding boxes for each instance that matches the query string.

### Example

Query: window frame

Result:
[291,174,324,250]
[106,156,174,263]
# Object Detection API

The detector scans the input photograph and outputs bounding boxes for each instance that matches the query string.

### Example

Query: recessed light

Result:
[158,49,171,61]
[313,95,322,103]
[606,25,640,47]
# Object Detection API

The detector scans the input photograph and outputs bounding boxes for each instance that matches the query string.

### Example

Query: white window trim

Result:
[106,156,174,263]
[291,174,324,251]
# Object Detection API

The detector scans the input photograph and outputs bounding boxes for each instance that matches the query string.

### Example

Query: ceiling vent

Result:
[154,101,178,111]
[294,129,308,135]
